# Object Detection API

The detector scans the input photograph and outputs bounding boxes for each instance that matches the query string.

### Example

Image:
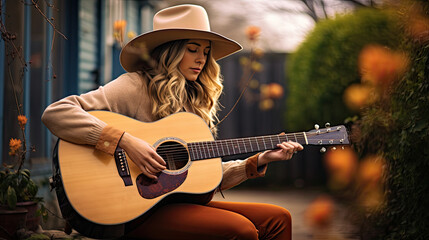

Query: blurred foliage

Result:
[286,8,402,131]
[355,5,429,239]
[287,2,429,239]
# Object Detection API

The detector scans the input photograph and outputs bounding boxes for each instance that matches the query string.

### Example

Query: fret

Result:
[202,142,207,159]
[221,140,225,156]
[207,142,213,158]
[226,140,231,156]
[208,142,214,158]
[242,138,247,153]
[250,138,254,152]
[204,142,209,159]
[195,143,201,160]
[212,143,217,158]
[263,137,267,150]
[269,136,274,149]
[232,140,237,155]
[256,137,260,151]
[215,142,220,158]
[194,144,198,160]
[285,134,289,141]
[294,133,297,142]
[207,142,211,158]
[189,143,194,160]
[188,144,194,160]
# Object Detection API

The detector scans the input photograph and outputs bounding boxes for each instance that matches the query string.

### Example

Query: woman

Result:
[42,4,303,240]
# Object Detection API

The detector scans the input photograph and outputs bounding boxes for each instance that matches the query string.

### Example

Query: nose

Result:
[196,51,206,65]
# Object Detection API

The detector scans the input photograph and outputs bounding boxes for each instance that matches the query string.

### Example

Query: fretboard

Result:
[187,133,307,161]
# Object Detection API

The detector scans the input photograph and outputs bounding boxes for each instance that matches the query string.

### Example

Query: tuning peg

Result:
[332,147,337,150]
[325,122,330,128]
[314,124,319,130]
[320,147,326,153]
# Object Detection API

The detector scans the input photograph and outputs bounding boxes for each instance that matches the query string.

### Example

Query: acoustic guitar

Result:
[51,111,349,238]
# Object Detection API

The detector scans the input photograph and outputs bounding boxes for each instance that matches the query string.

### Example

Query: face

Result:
[179,39,211,81]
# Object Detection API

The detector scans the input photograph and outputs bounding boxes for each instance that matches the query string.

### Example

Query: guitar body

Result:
[53,111,222,238]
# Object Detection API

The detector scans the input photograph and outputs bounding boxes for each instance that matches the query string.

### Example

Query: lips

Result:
[191,68,201,73]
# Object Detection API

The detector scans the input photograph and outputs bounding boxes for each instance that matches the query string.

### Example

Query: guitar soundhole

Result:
[156,141,189,171]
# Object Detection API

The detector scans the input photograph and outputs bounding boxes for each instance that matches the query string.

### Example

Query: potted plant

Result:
[0,115,46,239]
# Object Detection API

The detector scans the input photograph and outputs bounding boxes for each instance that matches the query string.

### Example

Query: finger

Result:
[283,142,297,153]
[288,141,304,151]
[147,150,166,171]
[277,142,294,153]
[150,150,167,167]
[277,143,289,152]
[145,163,160,174]
[140,164,158,180]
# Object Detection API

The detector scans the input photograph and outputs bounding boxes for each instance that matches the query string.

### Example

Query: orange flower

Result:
[259,99,274,111]
[267,83,284,99]
[251,61,263,72]
[253,48,264,58]
[324,147,358,190]
[305,195,334,228]
[9,138,22,156]
[408,16,429,43]
[113,20,127,32]
[249,79,259,89]
[18,115,27,130]
[357,155,384,188]
[404,3,429,44]
[343,84,375,111]
[356,155,385,208]
[113,20,127,43]
[359,45,409,88]
[245,26,261,41]
[239,56,250,66]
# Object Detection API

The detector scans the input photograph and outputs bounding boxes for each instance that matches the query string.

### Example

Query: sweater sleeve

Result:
[41,72,145,155]
[219,153,268,190]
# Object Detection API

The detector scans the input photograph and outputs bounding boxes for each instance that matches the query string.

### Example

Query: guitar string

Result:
[156,141,347,163]
[148,131,346,163]
[155,134,307,149]
[154,139,345,156]
[158,141,348,163]
[155,135,344,153]
[155,130,343,152]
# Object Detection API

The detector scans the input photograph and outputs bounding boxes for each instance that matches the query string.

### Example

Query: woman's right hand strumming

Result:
[119,133,166,180]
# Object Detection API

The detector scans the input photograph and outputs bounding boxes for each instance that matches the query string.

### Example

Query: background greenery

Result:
[286,2,429,239]
[357,9,429,239]
[286,8,401,131]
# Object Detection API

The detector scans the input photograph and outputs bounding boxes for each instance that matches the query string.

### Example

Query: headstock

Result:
[305,123,349,147]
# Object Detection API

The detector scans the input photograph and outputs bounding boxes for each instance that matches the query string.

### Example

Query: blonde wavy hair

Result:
[141,40,223,136]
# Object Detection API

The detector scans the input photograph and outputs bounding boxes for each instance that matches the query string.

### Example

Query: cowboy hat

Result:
[120,4,242,72]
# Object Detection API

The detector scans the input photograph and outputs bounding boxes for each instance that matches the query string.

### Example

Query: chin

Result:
[185,76,199,82]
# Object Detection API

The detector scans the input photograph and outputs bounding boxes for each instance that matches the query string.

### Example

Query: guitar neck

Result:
[187,132,308,161]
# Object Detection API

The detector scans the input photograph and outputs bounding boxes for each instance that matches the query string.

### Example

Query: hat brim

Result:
[120,29,242,72]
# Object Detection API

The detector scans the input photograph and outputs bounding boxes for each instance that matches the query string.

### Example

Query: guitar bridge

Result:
[114,146,132,186]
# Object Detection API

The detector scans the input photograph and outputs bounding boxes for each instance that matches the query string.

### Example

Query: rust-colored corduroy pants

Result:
[126,201,291,240]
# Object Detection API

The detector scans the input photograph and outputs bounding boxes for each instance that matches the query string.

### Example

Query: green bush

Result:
[286,9,401,131]
[287,4,429,239]
[357,28,429,240]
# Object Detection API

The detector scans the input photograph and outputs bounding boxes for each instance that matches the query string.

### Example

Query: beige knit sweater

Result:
[42,72,266,190]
